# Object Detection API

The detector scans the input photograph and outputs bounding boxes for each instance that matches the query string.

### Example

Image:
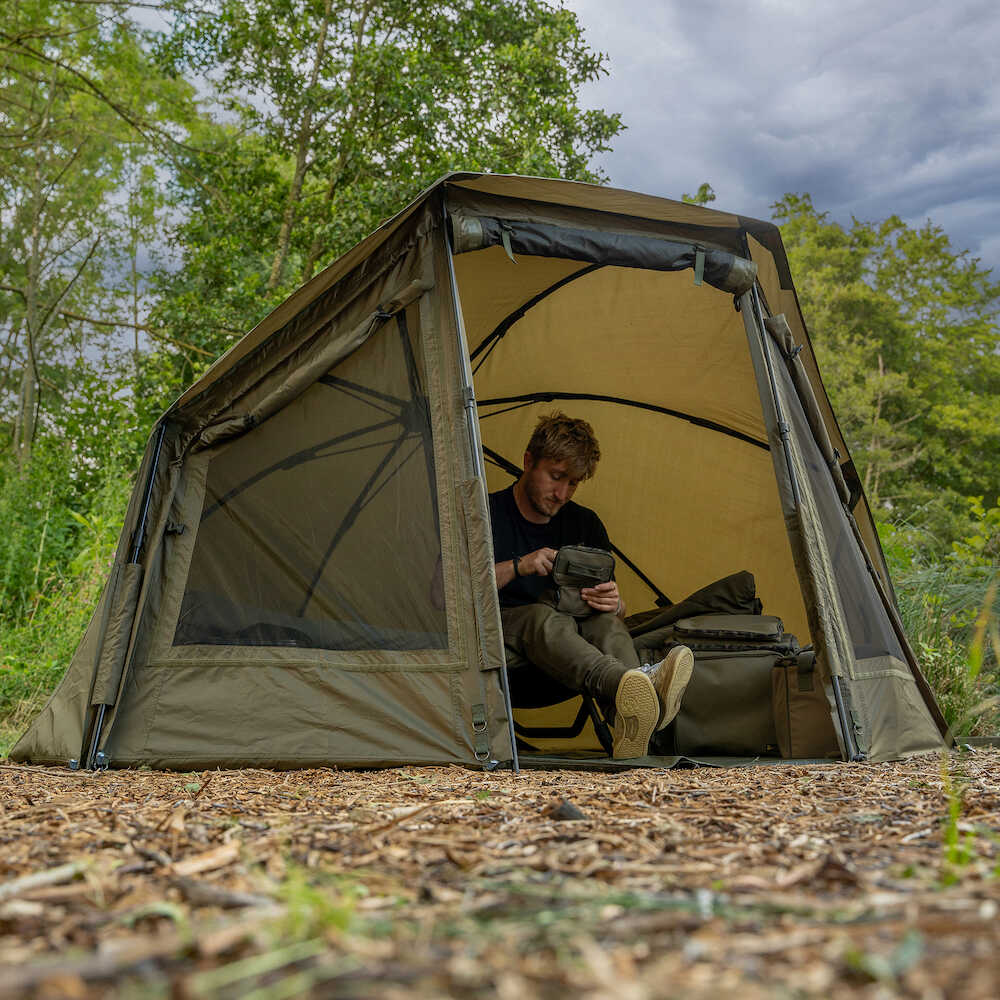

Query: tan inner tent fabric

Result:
[455,249,812,643]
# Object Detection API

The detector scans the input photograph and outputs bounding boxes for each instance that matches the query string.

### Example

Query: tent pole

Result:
[750,288,801,510]
[128,420,168,564]
[749,288,863,763]
[85,420,168,770]
[442,195,520,774]
[769,324,949,744]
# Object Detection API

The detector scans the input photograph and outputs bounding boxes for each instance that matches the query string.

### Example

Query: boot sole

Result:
[612,670,660,759]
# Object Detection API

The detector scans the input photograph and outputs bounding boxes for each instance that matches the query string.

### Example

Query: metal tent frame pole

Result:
[85,420,168,770]
[749,286,863,763]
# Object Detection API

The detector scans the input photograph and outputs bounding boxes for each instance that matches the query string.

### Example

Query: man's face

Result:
[521,454,581,518]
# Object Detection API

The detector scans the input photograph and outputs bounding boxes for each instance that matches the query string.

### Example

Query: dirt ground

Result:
[1,750,999,999]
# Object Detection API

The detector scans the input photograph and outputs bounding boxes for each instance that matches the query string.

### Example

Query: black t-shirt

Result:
[489,485,612,608]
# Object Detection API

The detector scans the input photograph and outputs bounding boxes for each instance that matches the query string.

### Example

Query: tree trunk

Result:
[302,1,375,282]
[266,0,336,291]
[15,359,37,472]
[864,353,886,509]
[18,149,45,473]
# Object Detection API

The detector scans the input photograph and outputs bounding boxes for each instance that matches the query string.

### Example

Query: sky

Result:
[562,0,1000,275]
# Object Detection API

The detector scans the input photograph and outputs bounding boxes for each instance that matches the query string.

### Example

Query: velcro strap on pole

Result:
[500,224,517,264]
[694,247,705,286]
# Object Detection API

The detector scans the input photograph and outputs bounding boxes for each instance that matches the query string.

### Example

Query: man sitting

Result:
[490,412,693,759]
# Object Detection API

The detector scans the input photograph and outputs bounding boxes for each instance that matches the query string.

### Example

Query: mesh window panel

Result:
[772,351,905,662]
[174,310,447,650]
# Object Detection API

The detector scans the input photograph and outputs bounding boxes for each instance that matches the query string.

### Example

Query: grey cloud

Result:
[565,0,1000,273]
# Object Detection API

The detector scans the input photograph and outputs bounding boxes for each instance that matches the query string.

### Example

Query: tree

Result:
[0,0,198,466]
[151,0,623,365]
[682,182,715,206]
[774,194,1000,549]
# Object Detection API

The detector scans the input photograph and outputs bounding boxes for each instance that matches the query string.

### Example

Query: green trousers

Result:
[500,603,640,704]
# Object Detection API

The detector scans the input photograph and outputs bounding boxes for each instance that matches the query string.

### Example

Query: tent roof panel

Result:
[451,174,744,230]
[173,173,782,410]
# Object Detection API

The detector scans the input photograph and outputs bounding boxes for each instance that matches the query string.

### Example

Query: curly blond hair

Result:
[525,411,601,481]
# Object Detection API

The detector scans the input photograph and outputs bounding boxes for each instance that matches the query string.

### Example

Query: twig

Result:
[192,771,215,801]
[56,308,216,357]
[132,844,173,868]
[364,801,437,836]
[0,861,85,903]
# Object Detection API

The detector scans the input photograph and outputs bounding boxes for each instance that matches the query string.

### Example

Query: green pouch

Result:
[538,544,615,619]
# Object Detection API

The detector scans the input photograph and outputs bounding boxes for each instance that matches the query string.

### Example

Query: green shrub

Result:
[881,519,1000,737]
[0,454,130,754]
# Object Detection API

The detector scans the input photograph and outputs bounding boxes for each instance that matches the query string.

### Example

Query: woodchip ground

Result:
[1,750,999,998]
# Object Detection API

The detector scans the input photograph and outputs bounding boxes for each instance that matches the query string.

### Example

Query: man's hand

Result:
[581,580,622,615]
[495,547,557,589]
[519,547,557,577]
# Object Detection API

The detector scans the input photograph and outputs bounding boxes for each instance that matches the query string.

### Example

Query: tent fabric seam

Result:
[141,659,468,673]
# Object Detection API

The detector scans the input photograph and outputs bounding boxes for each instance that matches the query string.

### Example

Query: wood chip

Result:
[2,752,999,998]
[0,862,85,903]
[171,842,240,877]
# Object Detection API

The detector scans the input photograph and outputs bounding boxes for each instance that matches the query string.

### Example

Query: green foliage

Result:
[0,436,131,753]
[773,194,1000,556]
[952,497,1000,568]
[278,867,358,939]
[0,0,201,488]
[937,747,1000,887]
[881,517,999,735]
[0,447,70,618]
[150,0,623,359]
[843,929,925,984]
[682,182,715,206]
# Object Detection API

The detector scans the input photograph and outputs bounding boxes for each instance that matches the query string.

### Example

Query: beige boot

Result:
[611,669,660,759]
[643,645,694,730]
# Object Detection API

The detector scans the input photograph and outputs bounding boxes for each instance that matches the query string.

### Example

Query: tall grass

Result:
[893,564,1000,737]
[0,453,129,755]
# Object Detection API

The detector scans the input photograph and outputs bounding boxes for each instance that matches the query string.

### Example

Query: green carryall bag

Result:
[639,614,799,757]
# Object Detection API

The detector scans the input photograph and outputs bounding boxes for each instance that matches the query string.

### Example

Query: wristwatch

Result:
[513,554,521,578]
